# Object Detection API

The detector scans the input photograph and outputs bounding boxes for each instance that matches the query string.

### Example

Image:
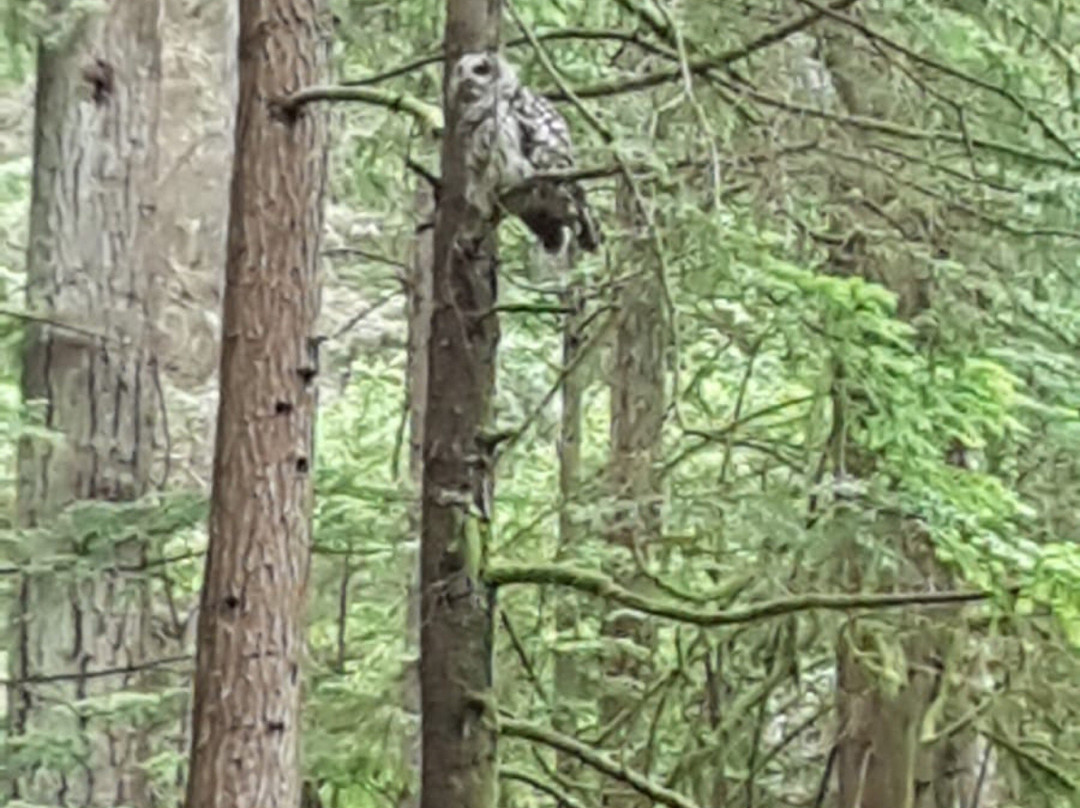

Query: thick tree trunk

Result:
[419,3,501,808]
[9,3,163,804]
[182,1,328,806]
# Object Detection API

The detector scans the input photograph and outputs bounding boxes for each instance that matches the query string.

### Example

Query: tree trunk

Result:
[182,1,329,805]
[600,186,666,808]
[419,3,501,808]
[834,538,941,808]
[9,3,163,804]
[833,521,955,808]
[152,0,239,794]
[608,276,666,556]
[811,29,981,807]
[401,182,434,808]
[554,279,585,789]
[157,0,238,490]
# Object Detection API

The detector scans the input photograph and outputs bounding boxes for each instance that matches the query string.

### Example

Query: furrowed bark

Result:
[182,1,329,806]
[419,3,502,808]
[10,3,163,803]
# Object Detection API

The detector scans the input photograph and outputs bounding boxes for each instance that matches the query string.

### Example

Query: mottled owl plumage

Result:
[448,52,601,254]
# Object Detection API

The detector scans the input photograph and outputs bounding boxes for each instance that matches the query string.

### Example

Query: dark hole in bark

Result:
[269,97,301,125]
[275,400,293,414]
[296,456,310,473]
[82,59,114,105]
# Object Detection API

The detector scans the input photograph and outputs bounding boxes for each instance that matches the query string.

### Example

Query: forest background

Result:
[2,0,1080,807]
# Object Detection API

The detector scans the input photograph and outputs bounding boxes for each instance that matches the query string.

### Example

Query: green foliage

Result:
[6,0,1080,804]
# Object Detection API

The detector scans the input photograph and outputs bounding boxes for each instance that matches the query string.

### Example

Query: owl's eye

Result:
[473,61,493,77]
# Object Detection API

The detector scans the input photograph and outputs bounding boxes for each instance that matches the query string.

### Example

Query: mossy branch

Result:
[500,718,703,808]
[276,86,443,135]
[985,728,1079,792]
[485,563,1000,626]
[499,768,590,808]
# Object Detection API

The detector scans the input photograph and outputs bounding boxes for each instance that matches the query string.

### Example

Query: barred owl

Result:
[448,52,601,254]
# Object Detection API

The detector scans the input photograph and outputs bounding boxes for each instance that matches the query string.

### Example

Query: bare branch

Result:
[0,654,192,687]
[816,143,1080,238]
[548,0,862,101]
[1,306,113,342]
[286,2,863,121]
[341,28,675,87]
[405,157,441,189]
[325,290,402,342]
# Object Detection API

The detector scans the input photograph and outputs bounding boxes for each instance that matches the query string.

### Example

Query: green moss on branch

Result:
[485,563,996,627]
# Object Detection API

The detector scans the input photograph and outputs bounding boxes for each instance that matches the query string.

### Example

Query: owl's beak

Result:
[457,82,482,102]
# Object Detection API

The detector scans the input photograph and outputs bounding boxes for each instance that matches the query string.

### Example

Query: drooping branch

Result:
[485,563,1002,626]
[500,718,703,808]
[499,768,592,808]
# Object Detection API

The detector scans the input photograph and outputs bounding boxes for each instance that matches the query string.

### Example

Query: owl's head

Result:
[449,52,517,104]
